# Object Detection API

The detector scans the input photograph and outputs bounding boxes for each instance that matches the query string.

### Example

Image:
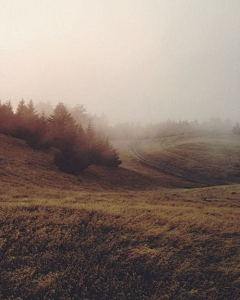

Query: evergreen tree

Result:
[48,103,90,172]
[48,102,78,148]
[14,99,39,140]
[0,99,122,173]
[27,111,50,149]
[26,100,38,120]
[39,111,47,126]
[0,100,14,134]
[16,99,28,119]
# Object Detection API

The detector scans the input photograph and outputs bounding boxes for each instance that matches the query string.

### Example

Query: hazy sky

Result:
[1,0,240,124]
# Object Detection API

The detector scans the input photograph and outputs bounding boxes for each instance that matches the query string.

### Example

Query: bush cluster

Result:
[0,100,122,173]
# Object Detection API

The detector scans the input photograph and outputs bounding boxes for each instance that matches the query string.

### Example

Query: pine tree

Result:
[16,99,28,119]
[48,102,78,148]
[0,99,122,173]
[0,100,14,134]
[26,100,38,120]
[49,103,93,173]
[27,111,50,149]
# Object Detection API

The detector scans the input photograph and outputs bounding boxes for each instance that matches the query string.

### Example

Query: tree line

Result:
[0,100,122,173]
[105,118,233,140]
[33,101,235,140]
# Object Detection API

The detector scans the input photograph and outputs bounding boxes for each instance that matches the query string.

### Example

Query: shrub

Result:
[54,148,91,174]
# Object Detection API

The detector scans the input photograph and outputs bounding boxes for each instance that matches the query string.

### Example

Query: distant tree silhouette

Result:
[69,104,89,128]
[35,101,54,117]
[232,123,240,135]
[26,100,38,120]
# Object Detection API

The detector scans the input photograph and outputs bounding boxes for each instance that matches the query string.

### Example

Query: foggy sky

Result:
[1,0,240,124]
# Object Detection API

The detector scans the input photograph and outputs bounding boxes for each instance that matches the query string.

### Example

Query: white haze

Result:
[1,0,240,125]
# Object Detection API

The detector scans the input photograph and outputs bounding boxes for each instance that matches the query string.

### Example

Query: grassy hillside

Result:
[0,134,240,299]
[134,133,240,186]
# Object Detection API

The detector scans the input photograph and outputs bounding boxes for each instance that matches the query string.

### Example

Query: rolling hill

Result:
[0,133,240,299]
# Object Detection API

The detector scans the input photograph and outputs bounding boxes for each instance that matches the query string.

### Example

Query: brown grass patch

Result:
[0,134,240,299]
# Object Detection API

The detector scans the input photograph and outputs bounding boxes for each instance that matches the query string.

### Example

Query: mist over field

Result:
[1,0,240,124]
[1,1,240,300]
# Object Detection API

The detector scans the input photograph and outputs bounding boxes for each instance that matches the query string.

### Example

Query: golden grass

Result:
[0,134,240,299]
[139,133,240,185]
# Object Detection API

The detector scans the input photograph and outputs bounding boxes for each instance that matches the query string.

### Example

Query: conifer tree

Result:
[16,99,28,119]
[26,100,38,120]
[0,100,14,134]
[0,99,122,173]
[48,102,78,148]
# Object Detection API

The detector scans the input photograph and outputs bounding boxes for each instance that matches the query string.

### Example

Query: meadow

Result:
[0,133,240,299]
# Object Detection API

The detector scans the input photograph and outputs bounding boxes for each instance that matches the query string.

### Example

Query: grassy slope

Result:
[0,134,240,300]
[140,133,240,185]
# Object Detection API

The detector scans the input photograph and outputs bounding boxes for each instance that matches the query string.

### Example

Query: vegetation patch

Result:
[0,134,239,299]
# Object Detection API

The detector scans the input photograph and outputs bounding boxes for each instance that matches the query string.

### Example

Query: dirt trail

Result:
[130,141,223,186]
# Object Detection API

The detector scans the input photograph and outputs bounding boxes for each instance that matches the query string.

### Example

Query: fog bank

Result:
[1,0,240,124]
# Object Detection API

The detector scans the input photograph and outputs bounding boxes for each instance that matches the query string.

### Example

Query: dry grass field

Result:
[0,133,240,299]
